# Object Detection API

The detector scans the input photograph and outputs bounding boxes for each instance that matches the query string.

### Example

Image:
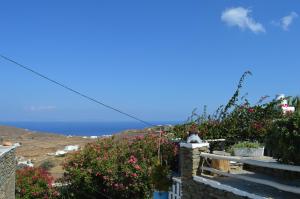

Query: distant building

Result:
[276,94,295,114]
[64,145,79,151]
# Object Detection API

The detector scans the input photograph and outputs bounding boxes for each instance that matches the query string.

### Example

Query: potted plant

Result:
[151,162,171,199]
[232,141,264,157]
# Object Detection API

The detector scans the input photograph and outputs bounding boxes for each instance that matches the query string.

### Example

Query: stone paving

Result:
[200,172,300,199]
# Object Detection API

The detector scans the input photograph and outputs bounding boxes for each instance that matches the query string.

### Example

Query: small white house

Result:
[277,94,295,114]
[64,145,79,151]
[18,160,34,167]
[102,134,112,137]
[55,150,67,156]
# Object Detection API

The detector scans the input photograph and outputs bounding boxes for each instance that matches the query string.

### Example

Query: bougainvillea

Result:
[200,101,282,144]
[60,134,178,199]
[16,167,58,199]
[171,71,283,150]
[265,113,300,165]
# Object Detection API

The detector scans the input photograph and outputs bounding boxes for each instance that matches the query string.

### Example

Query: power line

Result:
[0,54,154,126]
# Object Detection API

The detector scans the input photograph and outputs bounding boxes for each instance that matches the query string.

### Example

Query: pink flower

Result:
[135,135,144,140]
[253,122,263,130]
[53,191,60,196]
[134,165,141,170]
[131,173,138,177]
[114,183,119,188]
[128,155,138,164]
[248,108,255,113]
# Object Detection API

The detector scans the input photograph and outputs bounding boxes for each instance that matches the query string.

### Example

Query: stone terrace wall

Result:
[183,179,247,199]
[244,164,300,180]
[0,147,16,199]
[180,143,249,199]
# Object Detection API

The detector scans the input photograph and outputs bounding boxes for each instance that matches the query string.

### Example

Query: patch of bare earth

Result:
[0,125,93,179]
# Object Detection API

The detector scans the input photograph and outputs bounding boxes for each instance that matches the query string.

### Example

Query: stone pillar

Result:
[179,143,209,199]
[0,146,16,199]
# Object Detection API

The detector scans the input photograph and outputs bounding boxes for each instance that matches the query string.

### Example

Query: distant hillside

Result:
[0,125,92,179]
[0,125,63,139]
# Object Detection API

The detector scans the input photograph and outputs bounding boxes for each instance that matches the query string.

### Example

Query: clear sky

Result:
[0,0,299,122]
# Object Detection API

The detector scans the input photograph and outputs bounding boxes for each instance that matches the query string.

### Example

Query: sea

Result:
[0,121,180,136]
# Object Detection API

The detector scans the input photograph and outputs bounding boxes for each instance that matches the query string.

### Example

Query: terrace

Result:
[168,142,300,199]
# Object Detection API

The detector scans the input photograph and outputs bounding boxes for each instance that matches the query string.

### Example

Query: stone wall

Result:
[244,164,300,180]
[183,178,247,199]
[0,147,16,199]
[180,143,249,199]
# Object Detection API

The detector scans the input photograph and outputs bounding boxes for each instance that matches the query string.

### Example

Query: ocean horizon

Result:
[0,121,180,136]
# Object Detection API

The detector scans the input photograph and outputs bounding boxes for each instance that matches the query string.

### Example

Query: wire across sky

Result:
[0,54,154,127]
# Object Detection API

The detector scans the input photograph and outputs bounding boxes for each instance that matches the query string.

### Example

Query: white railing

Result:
[200,152,300,195]
[205,139,226,142]
[169,177,182,199]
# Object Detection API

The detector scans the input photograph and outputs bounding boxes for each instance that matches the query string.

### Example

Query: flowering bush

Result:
[60,134,178,199]
[265,113,300,165]
[16,167,58,199]
[199,101,282,144]
[171,98,282,151]
[171,71,283,150]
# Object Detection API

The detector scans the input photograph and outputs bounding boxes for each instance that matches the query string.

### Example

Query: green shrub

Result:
[172,124,188,140]
[40,160,55,171]
[232,141,263,149]
[16,167,59,199]
[265,114,300,165]
[171,72,283,151]
[60,134,178,199]
[150,162,172,192]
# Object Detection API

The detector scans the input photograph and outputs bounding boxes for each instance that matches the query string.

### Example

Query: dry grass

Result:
[0,125,92,179]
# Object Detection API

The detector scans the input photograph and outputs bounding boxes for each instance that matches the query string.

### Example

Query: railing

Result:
[199,152,300,195]
[169,177,182,199]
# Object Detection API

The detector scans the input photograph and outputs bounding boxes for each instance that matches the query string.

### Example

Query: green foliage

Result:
[265,114,300,165]
[171,124,188,140]
[232,141,263,149]
[201,100,282,144]
[150,162,171,192]
[220,70,252,119]
[16,167,58,199]
[40,160,55,171]
[60,134,178,199]
[171,71,283,151]
[288,96,300,115]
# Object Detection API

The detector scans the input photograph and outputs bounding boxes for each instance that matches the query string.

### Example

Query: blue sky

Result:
[0,0,299,122]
